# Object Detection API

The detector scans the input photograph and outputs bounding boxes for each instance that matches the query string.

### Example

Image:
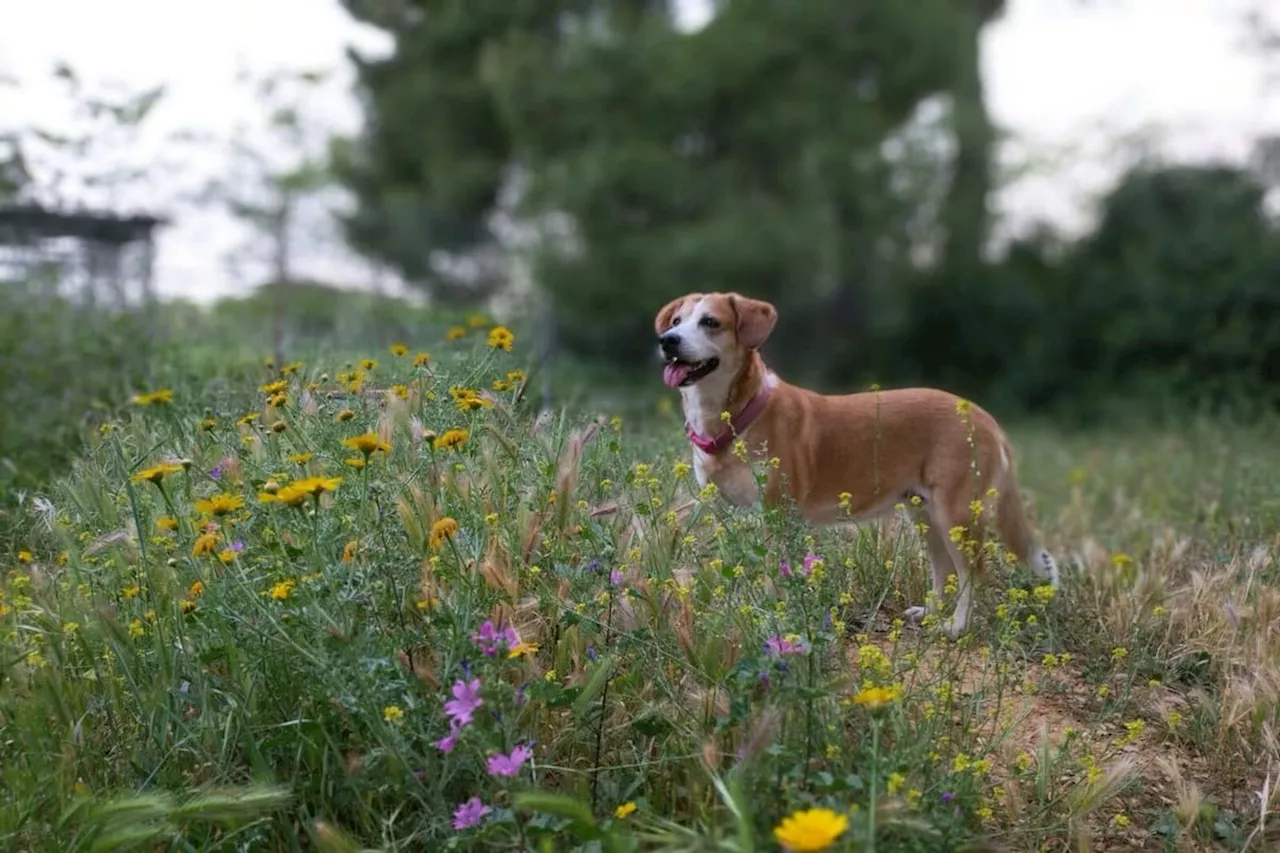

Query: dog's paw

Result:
[903,605,926,623]
[940,616,967,641]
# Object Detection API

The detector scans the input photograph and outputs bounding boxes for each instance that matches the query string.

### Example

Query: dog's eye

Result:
[699,316,720,329]
[671,316,682,327]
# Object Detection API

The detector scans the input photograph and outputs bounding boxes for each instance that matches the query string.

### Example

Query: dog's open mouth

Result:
[662,357,720,388]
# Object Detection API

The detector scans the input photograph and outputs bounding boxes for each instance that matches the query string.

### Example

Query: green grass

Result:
[2,322,1279,852]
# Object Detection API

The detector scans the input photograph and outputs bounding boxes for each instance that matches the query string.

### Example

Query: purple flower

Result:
[444,678,483,727]
[779,559,792,578]
[209,464,223,480]
[230,539,245,553]
[941,791,955,804]
[434,721,461,754]
[487,743,533,777]
[452,796,491,830]
[609,569,624,586]
[586,644,598,662]
[471,620,519,657]
[802,553,823,575]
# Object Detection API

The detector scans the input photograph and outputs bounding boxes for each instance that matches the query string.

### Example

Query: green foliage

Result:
[4,325,1279,850]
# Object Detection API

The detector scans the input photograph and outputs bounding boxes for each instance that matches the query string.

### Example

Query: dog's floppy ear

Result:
[654,296,685,335]
[731,294,777,349]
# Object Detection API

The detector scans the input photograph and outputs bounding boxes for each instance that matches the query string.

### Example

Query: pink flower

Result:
[434,721,461,754]
[444,678,483,727]
[778,559,792,578]
[765,634,808,658]
[472,620,519,656]
[487,743,533,777]
[802,553,823,574]
[609,569,624,586]
[452,796,491,830]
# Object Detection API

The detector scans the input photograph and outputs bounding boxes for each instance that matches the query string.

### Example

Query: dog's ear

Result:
[654,296,685,335]
[731,294,777,349]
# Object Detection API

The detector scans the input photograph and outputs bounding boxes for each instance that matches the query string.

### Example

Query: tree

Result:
[486,1,966,381]
[336,0,590,304]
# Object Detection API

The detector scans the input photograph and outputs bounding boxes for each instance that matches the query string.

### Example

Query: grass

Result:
[1,320,1278,852]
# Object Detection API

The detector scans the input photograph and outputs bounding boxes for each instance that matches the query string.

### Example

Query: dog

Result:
[654,291,1059,639]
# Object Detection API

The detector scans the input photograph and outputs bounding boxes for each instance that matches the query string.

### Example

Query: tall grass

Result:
[2,320,1278,851]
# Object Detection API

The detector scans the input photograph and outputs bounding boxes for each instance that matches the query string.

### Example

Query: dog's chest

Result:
[692,449,760,507]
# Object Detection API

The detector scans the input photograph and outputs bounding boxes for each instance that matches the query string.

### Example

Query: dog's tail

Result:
[994,435,1059,587]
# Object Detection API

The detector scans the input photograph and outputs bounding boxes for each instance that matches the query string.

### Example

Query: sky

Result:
[1,0,1277,303]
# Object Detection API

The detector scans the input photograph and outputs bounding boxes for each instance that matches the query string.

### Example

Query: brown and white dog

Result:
[655,291,1059,639]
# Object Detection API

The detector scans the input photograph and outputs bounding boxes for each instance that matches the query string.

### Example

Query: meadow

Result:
[2,318,1278,853]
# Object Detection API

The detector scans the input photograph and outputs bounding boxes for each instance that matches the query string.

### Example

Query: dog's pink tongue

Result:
[663,362,691,388]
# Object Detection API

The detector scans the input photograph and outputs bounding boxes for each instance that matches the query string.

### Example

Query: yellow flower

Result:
[446,326,467,341]
[155,516,178,532]
[392,384,409,399]
[290,452,314,464]
[345,457,367,470]
[131,389,173,406]
[614,801,637,819]
[383,704,405,724]
[336,409,356,423]
[128,619,145,638]
[389,343,409,357]
[122,584,141,599]
[237,413,259,426]
[17,550,33,563]
[179,599,197,614]
[189,580,205,598]
[260,379,287,395]
[199,417,218,431]
[342,432,391,457]
[269,419,288,433]
[270,579,297,601]
[412,351,431,367]
[508,641,539,659]
[341,540,358,563]
[132,463,183,485]
[281,361,304,376]
[852,684,902,711]
[192,533,219,557]
[194,493,245,517]
[487,325,515,351]
[429,517,459,549]
[360,359,379,371]
[773,807,848,852]
[433,428,469,451]
[467,312,489,328]
[259,476,342,507]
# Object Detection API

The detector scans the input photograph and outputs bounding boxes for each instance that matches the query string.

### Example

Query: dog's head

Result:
[653,292,777,389]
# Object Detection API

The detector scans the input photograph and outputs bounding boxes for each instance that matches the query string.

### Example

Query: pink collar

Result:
[686,381,773,455]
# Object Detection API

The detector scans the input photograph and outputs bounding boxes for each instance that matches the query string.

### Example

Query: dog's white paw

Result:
[904,605,926,623]
[940,616,967,641]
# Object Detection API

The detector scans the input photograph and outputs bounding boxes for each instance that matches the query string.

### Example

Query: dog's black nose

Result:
[659,332,681,358]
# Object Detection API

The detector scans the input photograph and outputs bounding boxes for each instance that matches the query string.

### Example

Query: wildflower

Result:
[435,721,461,753]
[237,413,260,427]
[509,640,539,659]
[383,705,405,725]
[887,772,906,795]
[852,684,902,711]
[487,743,533,777]
[259,475,342,507]
[189,580,205,598]
[270,579,297,601]
[342,432,391,457]
[345,457,366,470]
[802,553,824,575]
[269,419,287,433]
[122,584,140,599]
[433,428,469,451]
[1112,813,1130,828]
[341,540,358,563]
[260,379,287,395]
[195,493,245,517]
[192,533,219,557]
[179,598,198,614]
[131,389,173,406]
[281,361,303,375]
[773,807,848,852]
[467,312,489,328]
[132,463,183,485]
[444,678,483,727]
[360,358,378,371]
[155,517,178,532]
[446,326,467,341]
[128,619,145,638]
[336,409,355,423]
[765,634,809,658]
[290,452,313,464]
[430,517,459,549]
[412,351,431,367]
[486,325,515,351]
[615,801,637,819]
[389,343,409,357]
[472,620,519,656]
[391,384,409,399]
[452,796,490,831]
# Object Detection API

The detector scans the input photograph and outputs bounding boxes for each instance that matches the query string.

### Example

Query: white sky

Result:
[1,0,1277,302]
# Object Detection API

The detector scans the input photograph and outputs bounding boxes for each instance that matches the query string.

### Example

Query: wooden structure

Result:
[0,204,165,306]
